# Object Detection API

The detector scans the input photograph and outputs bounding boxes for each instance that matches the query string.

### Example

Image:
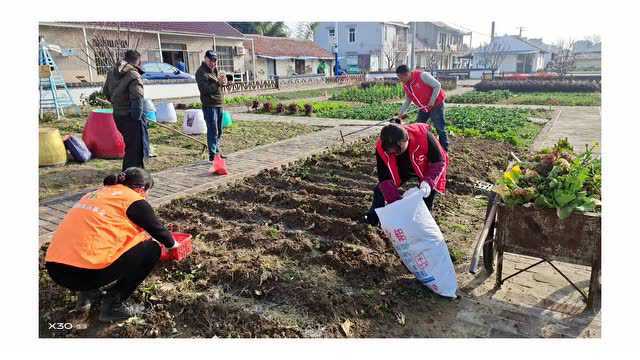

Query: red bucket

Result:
[82,109,125,159]
[159,232,193,262]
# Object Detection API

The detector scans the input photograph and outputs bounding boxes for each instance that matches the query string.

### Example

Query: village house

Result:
[244,35,334,81]
[314,22,409,72]
[411,21,471,70]
[472,35,552,74]
[38,22,250,84]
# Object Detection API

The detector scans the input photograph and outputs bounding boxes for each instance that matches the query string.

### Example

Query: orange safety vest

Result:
[45,184,149,269]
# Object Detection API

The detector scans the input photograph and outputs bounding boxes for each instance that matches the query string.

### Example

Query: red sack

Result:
[208,154,228,175]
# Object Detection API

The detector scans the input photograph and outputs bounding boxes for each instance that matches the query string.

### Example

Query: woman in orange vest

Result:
[44,167,178,322]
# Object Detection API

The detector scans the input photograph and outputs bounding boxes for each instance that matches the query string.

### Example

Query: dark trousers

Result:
[203,106,224,161]
[417,104,449,151]
[366,185,437,226]
[114,113,146,170]
[45,240,161,301]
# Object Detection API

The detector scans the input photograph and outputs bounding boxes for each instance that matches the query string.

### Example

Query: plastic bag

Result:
[63,135,92,163]
[208,154,228,175]
[375,187,457,297]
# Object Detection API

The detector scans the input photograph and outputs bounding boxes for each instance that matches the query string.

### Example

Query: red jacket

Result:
[375,123,448,193]
[403,70,446,111]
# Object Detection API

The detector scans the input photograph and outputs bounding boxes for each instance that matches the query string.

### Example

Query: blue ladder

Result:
[39,41,79,119]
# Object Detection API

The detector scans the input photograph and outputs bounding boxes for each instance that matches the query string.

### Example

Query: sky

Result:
[286,20,601,47]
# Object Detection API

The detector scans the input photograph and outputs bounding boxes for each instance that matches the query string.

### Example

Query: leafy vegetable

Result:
[496,138,601,219]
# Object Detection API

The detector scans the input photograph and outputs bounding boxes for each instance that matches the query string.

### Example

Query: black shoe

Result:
[219,152,227,159]
[362,214,380,227]
[74,290,101,312]
[99,295,144,322]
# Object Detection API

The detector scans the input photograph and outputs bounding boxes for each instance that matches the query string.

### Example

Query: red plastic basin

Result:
[159,232,193,262]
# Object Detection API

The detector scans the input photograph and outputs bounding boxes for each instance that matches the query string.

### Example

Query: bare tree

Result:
[294,22,318,40]
[424,51,439,74]
[475,41,508,78]
[71,22,146,77]
[547,39,576,77]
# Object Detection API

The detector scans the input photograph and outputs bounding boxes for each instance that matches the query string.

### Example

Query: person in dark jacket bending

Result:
[102,49,148,170]
[45,168,178,322]
[364,122,448,226]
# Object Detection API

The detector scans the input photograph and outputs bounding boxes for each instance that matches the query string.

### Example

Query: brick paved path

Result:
[532,106,601,153]
[38,124,380,245]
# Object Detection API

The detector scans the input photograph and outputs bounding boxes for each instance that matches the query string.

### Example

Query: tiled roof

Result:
[475,35,549,54]
[60,22,245,38]
[244,35,333,59]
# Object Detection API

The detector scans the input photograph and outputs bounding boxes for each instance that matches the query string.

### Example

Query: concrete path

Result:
[38,124,380,246]
[532,106,601,153]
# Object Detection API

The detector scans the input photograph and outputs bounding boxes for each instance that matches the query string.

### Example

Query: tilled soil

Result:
[39,135,515,338]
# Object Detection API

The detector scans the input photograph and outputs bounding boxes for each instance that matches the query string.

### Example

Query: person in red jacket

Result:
[395,65,449,151]
[364,122,448,226]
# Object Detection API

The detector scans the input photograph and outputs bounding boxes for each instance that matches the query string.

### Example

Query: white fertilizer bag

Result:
[375,187,458,297]
[183,109,207,135]
[156,102,177,123]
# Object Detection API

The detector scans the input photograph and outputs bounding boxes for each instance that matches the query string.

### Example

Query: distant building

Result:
[314,22,409,72]
[411,21,471,70]
[472,35,552,73]
[39,22,249,83]
[244,35,334,80]
[573,40,601,72]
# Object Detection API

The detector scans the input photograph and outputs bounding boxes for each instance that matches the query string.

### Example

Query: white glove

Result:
[168,241,181,250]
[419,181,432,198]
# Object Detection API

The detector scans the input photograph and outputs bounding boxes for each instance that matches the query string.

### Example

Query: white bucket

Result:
[183,109,207,135]
[156,102,177,123]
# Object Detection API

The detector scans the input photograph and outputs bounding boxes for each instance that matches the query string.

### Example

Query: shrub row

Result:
[475,79,601,93]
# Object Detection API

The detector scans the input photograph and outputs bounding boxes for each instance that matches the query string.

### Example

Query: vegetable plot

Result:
[446,107,543,147]
[495,138,601,219]
[448,90,601,106]
[330,84,405,104]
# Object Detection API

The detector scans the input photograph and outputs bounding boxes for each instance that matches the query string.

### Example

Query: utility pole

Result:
[490,21,495,42]
[410,22,416,69]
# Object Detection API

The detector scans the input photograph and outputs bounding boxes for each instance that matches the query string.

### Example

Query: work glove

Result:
[378,180,402,204]
[419,181,432,198]
[167,241,181,250]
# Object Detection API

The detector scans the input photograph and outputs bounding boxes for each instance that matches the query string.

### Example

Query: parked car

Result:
[141,62,195,80]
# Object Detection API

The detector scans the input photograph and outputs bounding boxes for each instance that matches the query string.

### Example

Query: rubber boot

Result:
[74,289,101,312]
[99,294,144,322]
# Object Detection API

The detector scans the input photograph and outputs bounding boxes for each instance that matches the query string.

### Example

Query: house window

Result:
[295,59,305,74]
[349,27,356,43]
[215,46,234,73]
[328,28,335,38]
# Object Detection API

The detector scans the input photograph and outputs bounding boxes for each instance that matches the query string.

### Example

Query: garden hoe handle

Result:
[95,98,208,154]
[469,193,498,274]
[338,106,422,143]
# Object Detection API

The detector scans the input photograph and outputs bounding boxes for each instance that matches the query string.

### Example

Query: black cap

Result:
[205,50,218,60]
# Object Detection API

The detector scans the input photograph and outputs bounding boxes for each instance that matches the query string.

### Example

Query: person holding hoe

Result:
[102,49,149,170]
[44,168,178,322]
[196,50,228,173]
[395,64,449,152]
[364,122,448,226]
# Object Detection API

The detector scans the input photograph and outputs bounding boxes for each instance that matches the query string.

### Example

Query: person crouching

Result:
[364,123,448,226]
[44,167,178,322]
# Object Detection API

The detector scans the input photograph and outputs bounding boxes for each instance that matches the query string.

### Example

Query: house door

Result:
[295,59,305,75]
[266,59,277,79]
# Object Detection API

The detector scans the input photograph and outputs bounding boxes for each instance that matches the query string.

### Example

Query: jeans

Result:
[365,183,437,226]
[114,112,146,170]
[417,103,449,151]
[203,106,224,161]
[45,240,161,301]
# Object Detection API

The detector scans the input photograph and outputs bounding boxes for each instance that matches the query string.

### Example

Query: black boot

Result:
[74,290,101,312]
[99,294,144,322]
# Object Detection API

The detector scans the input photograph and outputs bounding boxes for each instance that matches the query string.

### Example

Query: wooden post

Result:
[157,32,163,62]
[82,27,93,82]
